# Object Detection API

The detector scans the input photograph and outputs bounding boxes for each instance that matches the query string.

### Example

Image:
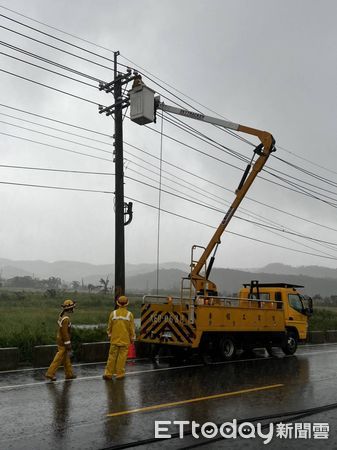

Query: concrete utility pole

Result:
[98,51,135,299]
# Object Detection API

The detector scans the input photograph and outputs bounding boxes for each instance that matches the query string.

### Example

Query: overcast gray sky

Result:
[0,0,336,270]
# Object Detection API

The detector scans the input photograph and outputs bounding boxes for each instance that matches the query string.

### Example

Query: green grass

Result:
[308,307,337,331]
[0,291,142,361]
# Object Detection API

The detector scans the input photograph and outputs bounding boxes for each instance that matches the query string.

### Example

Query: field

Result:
[309,307,337,331]
[0,291,142,362]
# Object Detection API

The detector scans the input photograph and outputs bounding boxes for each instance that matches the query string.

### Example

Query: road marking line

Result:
[1,343,335,376]
[107,384,284,417]
[0,363,204,390]
[0,357,151,374]
[2,347,337,390]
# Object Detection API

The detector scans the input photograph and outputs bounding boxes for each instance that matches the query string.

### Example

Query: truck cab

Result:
[238,281,313,355]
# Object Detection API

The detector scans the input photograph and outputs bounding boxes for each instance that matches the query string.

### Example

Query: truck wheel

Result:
[282,332,298,355]
[218,336,237,361]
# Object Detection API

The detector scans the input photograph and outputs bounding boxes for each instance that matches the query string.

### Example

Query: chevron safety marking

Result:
[140,306,196,346]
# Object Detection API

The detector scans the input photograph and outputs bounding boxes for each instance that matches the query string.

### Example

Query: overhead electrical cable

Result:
[0,25,116,73]
[0,68,102,105]
[0,9,255,148]
[0,50,98,88]
[0,103,114,138]
[0,163,114,176]
[1,5,333,178]
[0,176,336,261]
[274,154,337,189]
[0,40,103,82]
[159,112,337,199]
[277,144,337,177]
[139,117,337,207]
[0,4,130,65]
[0,120,113,156]
[0,131,112,163]
[1,104,336,233]
[124,173,337,250]
[2,155,334,256]
[0,12,128,70]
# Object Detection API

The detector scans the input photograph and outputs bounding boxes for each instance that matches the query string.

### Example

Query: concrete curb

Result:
[307,331,326,344]
[80,341,110,363]
[79,340,151,363]
[32,345,58,367]
[1,331,335,370]
[0,347,19,370]
[325,330,337,343]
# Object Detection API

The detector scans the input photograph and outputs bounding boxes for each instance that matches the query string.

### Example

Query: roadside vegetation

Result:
[308,307,337,331]
[0,290,142,362]
[1,287,336,362]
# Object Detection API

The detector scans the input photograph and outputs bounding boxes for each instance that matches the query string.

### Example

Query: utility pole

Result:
[98,51,134,299]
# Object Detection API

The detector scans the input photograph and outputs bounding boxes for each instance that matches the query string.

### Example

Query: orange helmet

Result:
[116,295,129,307]
[61,299,76,311]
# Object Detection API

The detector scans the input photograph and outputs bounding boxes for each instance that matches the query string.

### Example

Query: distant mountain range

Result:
[1,258,337,296]
[253,263,337,279]
[0,258,188,284]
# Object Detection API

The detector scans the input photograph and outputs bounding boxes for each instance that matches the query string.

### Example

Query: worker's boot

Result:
[102,375,112,380]
[45,374,57,382]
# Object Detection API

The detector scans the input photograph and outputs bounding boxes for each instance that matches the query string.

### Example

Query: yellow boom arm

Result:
[129,80,275,295]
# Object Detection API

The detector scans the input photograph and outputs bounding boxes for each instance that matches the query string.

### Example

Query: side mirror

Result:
[302,296,313,316]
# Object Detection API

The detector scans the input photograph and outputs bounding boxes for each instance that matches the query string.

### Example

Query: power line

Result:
[0,103,113,138]
[0,49,98,89]
[277,144,337,178]
[0,68,101,105]
[139,116,337,208]
[2,154,335,257]
[0,12,128,70]
[0,179,113,194]
[2,102,336,235]
[0,24,115,73]
[0,175,336,261]
[0,131,113,163]
[125,173,337,250]
[0,120,113,156]
[1,43,335,205]
[0,40,103,83]
[0,4,126,60]
[2,4,334,181]
[0,163,114,176]
[274,154,337,189]
[0,9,255,149]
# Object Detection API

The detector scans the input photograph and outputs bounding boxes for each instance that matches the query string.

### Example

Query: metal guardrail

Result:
[142,294,283,310]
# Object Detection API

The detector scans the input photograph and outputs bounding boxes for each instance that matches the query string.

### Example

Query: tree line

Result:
[0,275,112,294]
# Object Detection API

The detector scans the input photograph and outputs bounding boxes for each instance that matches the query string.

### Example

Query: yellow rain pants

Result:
[104,307,135,378]
[46,346,74,378]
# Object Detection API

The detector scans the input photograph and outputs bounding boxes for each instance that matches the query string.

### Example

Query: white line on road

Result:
[0,363,204,391]
[2,346,337,391]
[0,343,335,376]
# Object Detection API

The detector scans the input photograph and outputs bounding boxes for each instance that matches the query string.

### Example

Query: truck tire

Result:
[281,331,298,355]
[218,336,237,361]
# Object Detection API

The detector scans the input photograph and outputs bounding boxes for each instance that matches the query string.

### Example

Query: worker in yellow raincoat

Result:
[45,299,77,381]
[103,295,135,380]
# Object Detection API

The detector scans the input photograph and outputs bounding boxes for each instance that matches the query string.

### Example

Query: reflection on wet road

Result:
[1,343,337,449]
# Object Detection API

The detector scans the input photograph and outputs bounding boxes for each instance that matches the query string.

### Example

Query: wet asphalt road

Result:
[1,343,337,449]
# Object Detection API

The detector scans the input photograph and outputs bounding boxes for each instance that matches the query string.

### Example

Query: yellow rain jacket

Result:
[107,306,135,346]
[56,315,72,348]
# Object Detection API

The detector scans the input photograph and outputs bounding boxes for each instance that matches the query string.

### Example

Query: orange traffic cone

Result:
[127,342,136,359]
